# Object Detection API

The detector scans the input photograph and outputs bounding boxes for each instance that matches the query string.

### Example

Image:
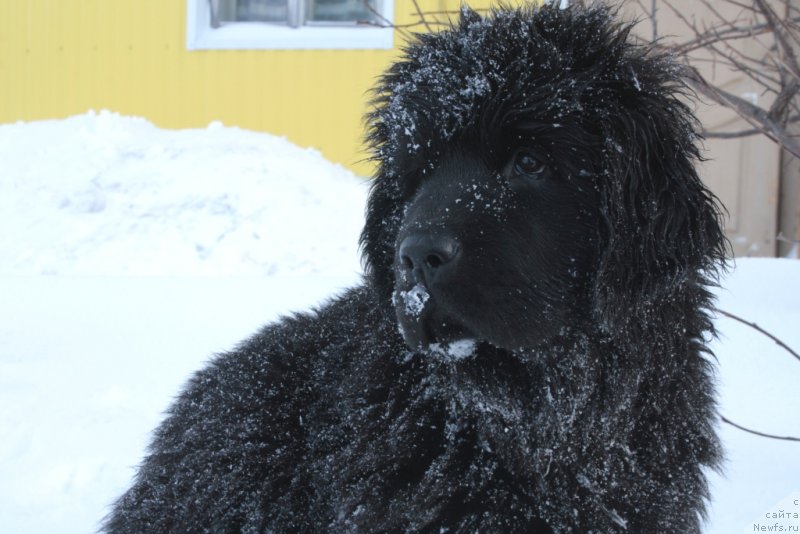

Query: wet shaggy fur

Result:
[105,4,727,533]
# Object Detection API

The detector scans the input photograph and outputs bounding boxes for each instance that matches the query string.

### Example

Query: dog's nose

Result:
[398,234,460,286]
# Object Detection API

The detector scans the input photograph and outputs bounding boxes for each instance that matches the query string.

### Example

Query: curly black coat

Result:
[105,4,728,533]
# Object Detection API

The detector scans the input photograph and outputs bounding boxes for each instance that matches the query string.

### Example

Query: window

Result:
[187,0,394,50]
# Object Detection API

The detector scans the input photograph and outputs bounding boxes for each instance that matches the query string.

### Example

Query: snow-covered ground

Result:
[0,113,797,533]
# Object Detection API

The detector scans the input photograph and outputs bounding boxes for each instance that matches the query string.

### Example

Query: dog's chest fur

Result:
[302,322,640,532]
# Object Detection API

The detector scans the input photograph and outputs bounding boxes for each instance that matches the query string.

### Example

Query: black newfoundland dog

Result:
[105,4,727,532]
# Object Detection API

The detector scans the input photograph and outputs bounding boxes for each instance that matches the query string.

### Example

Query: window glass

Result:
[215,0,289,24]
[307,0,380,23]
[193,0,393,49]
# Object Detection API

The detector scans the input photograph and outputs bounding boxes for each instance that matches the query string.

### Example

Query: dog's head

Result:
[360,4,727,352]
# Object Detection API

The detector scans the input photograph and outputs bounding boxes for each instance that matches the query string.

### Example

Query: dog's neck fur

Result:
[327,281,718,531]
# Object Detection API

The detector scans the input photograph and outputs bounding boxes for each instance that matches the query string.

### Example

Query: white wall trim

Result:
[186,0,395,50]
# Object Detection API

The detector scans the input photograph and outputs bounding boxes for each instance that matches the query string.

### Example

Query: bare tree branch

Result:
[721,415,800,442]
[622,0,799,160]
[715,307,800,442]
[411,0,433,33]
[715,308,800,364]
[754,0,800,79]
[683,66,800,158]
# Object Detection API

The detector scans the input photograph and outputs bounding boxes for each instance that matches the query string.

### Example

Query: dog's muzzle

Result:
[393,233,472,350]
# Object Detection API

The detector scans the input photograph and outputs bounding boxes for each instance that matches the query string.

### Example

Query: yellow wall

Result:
[0,1,506,175]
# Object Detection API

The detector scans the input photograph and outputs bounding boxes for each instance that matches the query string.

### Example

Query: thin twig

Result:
[721,415,800,442]
[715,307,800,442]
[754,0,800,79]
[674,17,800,54]
[715,308,800,363]
[685,68,800,159]
[361,0,412,40]
[651,0,658,42]
[411,0,432,33]
[704,127,766,138]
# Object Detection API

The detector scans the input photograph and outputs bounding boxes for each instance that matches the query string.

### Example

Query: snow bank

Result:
[0,111,367,276]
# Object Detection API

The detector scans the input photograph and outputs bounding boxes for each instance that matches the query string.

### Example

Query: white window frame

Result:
[186,0,395,50]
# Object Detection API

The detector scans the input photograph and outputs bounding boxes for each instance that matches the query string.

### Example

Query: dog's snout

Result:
[398,234,460,285]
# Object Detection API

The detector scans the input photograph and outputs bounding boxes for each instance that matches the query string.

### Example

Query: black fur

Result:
[105,4,727,532]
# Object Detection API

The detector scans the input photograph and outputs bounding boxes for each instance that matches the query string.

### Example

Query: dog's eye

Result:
[512,150,546,179]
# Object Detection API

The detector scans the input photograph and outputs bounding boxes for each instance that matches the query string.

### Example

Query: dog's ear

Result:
[359,170,404,302]
[592,68,728,332]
